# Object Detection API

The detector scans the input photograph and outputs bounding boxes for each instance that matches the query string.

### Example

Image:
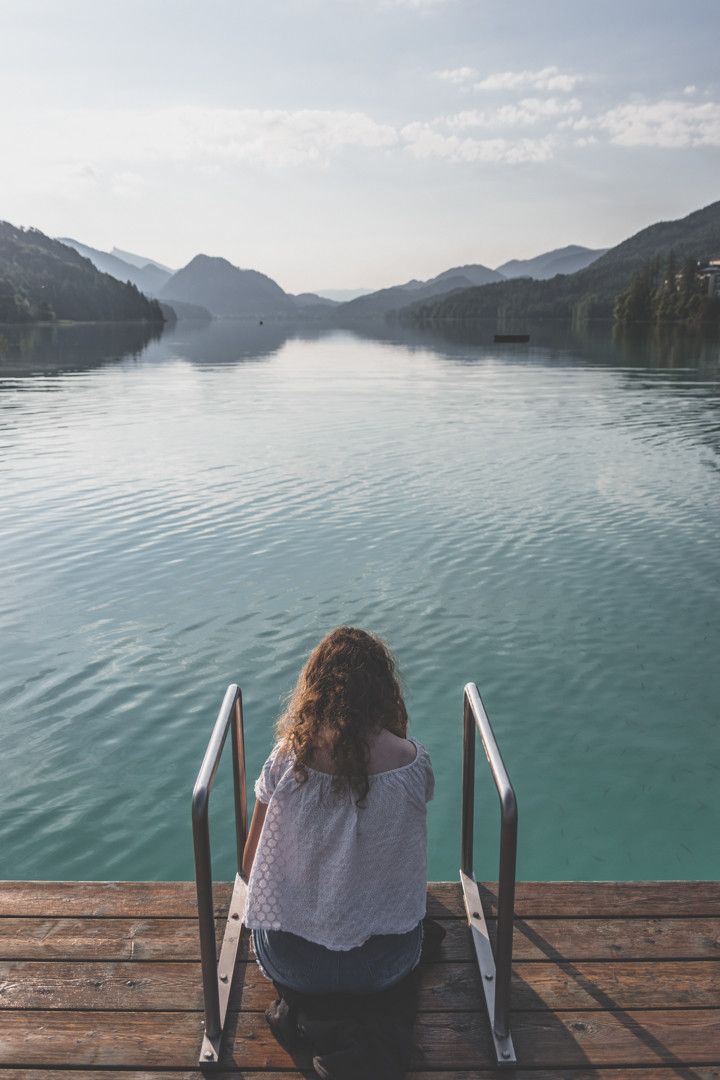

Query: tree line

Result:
[614,254,719,326]
[0,223,165,324]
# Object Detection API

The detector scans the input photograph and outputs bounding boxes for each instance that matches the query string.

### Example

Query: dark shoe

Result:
[300,1016,364,1055]
[264,995,305,1050]
[312,1046,372,1080]
[420,916,446,962]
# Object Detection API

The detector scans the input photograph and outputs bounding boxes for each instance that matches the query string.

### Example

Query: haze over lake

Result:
[1,320,718,883]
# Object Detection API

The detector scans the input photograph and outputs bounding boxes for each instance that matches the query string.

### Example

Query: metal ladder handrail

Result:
[460,681,518,1065]
[191,680,518,1065]
[191,683,248,1064]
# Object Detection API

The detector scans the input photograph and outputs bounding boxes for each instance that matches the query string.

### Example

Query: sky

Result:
[1,0,719,293]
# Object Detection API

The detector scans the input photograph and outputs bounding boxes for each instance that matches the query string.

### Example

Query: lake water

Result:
[1,319,718,884]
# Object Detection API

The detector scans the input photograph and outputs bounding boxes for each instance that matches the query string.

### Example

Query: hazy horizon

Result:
[1,0,718,292]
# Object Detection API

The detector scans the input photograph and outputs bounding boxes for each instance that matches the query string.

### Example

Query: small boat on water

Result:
[494,333,530,343]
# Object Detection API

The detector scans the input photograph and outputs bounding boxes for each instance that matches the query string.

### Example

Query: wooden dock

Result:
[0,879,718,1077]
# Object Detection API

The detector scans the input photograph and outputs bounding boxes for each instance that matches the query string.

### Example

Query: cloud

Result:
[409,87,720,157]
[435,66,479,85]
[597,99,720,147]
[0,102,565,188]
[4,92,715,203]
[401,123,555,162]
[474,66,583,93]
[558,114,593,131]
[0,107,399,176]
[445,97,583,129]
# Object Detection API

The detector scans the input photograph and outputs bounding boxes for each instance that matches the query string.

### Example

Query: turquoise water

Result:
[1,320,718,883]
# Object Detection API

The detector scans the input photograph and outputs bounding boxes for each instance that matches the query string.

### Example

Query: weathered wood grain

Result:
[506,916,720,961]
[473,881,720,919]
[2,959,718,1012]
[1,1008,719,1068]
[1,915,718,962]
[0,882,230,920]
[2,880,718,919]
[1,881,718,1073]
[3,1072,720,1080]
[0,918,222,962]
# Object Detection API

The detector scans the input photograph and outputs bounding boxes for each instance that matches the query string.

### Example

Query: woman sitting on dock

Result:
[242,625,435,998]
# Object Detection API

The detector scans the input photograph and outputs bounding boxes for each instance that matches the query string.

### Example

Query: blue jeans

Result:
[251,921,424,994]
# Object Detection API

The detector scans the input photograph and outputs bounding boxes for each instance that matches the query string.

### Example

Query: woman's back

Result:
[243,731,435,950]
[242,626,435,953]
[306,726,418,775]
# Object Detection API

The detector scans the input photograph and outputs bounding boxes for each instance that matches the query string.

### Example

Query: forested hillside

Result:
[614,254,720,326]
[59,238,171,297]
[0,223,165,324]
[403,200,720,322]
[338,263,502,317]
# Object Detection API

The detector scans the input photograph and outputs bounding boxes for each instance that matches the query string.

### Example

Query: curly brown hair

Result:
[275,626,408,807]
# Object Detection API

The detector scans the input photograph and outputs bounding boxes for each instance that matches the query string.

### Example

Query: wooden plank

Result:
[0,1074,315,1080]
[0,882,229,920]
[473,881,720,919]
[0,918,221,962]
[505,916,720,962]
[1,915,718,962]
[2,880,718,919]
[506,959,720,1010]
[0,1009,719,1068]
[3,1072,720,1080]
[2,959,718,1012]
[430,880,720,919]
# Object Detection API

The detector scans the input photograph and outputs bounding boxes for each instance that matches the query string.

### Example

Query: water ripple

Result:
[1,323,719,881]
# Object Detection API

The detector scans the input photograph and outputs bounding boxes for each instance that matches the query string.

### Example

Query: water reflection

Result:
[611,323,720,370]
[2,316,719,469]
[2,316,718,379]
[0,322,163,377]
[157,318,330,367]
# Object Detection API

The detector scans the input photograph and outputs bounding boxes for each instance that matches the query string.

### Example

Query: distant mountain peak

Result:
[111,247,174,274]
[186,253,234,268]
[57,237,171,297]
[496,245,607,280]
[337,261,502,317]
[159,253,294,317]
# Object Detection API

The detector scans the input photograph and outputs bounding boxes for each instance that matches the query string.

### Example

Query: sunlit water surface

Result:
[1,319,718,882]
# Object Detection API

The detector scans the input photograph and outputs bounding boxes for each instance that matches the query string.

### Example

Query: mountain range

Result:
[60,240,337,317]
[0,222,164,324]
[50,237,609,322]
[403,200,720,323]
[59,238,173,298]
[337,264,505,318]
[2,203,717,327]
[496,245,608,280]
[111,247,173,274]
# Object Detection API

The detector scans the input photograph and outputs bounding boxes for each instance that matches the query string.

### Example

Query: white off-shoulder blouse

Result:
[243,736,435,950]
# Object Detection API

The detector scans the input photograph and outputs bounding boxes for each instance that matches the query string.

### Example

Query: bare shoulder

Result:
[369,728,418,772]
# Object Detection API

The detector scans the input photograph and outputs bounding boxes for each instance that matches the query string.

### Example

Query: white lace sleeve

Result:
[254,743,288,804]
[425,753,435,802]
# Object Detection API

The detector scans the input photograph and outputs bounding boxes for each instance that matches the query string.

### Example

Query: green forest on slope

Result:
[0,222,165,324]
[614,253,719,325]
[402,200,720,323]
